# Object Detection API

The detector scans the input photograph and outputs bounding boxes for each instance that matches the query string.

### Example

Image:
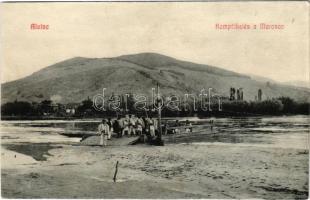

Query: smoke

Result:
[50,95,62,103]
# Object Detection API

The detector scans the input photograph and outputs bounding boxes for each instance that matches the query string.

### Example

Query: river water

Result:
[1,115,309,149]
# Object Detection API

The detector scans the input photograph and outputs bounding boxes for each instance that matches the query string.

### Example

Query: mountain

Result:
[2,52,310,104]
[249,74,276,84]
[280,80,309,89]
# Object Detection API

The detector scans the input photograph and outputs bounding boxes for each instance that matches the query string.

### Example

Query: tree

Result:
[40,100,53,114]
[278,97,296,114]
[1,101,34,116]
[77,98,94,115]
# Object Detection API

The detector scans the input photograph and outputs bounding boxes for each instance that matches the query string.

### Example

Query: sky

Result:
[0,2,309,83]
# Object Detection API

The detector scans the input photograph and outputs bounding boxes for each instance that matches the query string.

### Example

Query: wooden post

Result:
[113,161,119,182]
[156,84,164,145]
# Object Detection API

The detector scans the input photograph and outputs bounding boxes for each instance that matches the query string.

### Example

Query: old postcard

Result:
[0,1,309,199]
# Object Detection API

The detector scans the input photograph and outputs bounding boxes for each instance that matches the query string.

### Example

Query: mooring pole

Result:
[156,83,163,145]
[113,161,119,182]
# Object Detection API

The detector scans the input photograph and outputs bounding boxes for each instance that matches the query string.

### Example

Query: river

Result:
[1,115,309,149]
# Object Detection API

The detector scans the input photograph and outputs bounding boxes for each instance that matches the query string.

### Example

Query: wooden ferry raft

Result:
[79,135,140,146]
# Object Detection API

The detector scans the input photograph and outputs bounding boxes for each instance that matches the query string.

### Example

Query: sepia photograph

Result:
[0,1,309,199]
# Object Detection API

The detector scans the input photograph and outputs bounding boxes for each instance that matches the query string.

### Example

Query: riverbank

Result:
[2,142,308,199]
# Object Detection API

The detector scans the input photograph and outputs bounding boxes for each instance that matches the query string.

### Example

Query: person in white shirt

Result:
[98,119,110,147]
[136,116,144,136]
[122,118,129,136]
[185,120,192,133]
[107,118,113,140]
[149,117,156,137]
[128,115,136,136]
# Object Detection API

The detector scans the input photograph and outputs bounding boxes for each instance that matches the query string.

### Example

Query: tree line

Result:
[1,96,309,118]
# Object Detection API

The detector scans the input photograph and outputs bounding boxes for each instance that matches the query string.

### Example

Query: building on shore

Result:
[230,87,236,101]
[258,89,262,101]
[237,88,243,101]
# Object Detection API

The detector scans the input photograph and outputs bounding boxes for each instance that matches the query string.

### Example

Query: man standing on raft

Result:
[98,119,110,147]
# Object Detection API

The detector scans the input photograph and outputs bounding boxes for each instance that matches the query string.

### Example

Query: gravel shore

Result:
[2,142,308,199]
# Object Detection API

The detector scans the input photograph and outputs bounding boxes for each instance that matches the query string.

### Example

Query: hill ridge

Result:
[1,52,309,104]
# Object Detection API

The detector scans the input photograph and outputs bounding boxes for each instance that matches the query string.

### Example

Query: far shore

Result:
[1,114,306,121]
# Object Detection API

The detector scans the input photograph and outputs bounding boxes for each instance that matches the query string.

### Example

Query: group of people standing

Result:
[97,115,196,147]
[98,115,159,146]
